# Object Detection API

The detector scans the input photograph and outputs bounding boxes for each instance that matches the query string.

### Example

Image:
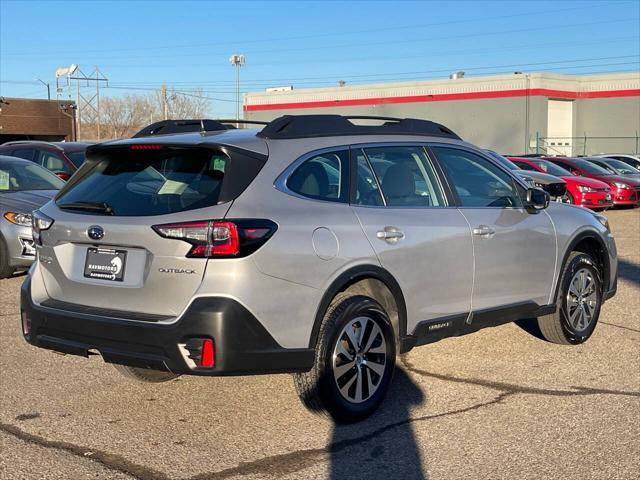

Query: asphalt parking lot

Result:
[1,209,638,480]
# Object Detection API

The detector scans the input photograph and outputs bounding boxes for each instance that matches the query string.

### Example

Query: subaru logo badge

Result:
[87,226,104,240]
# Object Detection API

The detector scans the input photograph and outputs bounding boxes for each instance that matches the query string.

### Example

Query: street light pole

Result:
[36,78,50,100]
[229,54,245,123]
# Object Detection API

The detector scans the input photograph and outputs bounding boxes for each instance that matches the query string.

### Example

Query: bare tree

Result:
[159,88,210,119]
[79,89,211,140]
[101,94,156,139]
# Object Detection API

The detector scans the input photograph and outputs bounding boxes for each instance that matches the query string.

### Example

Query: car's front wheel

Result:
[294,293,396,423]
[538,251,602,344]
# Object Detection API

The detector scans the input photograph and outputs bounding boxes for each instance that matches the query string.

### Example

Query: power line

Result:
[4,1,633,57]
[89,35,639,82]
[90,17,639,69]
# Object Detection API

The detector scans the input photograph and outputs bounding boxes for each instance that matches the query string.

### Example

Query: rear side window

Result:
[56,146,264,216]
[36,150,73,175]
[287,150,348,202]
[364,146,446,207]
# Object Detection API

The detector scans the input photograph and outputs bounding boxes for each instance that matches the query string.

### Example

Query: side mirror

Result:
[526,187,550,211]
[55,172,70,181]
[572,170,580,176]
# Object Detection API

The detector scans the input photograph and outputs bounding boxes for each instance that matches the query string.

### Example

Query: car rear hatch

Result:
[35,141,266,318]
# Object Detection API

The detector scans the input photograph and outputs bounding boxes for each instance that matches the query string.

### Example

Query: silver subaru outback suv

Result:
[21,115,617,422]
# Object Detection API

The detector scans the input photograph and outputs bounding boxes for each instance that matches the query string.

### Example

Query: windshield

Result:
[574,159,612,175]
[0,161,65,192]
[531,160,572,176]
[603,158,640,175]
[484,150,518,171]
[67,151,86,168]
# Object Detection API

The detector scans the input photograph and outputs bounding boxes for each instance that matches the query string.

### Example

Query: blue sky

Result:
[1,0,639,116]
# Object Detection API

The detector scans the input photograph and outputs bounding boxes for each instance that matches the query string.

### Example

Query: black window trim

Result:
[427,143,531,210]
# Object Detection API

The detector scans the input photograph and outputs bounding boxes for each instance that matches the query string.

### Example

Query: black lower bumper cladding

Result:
[20,277,314,376]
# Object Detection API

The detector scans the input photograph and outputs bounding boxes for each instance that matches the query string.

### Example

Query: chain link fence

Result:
[534,134,640,156]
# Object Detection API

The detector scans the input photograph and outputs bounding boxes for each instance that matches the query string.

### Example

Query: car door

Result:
[431,146,556,314]
[351,145,473,335]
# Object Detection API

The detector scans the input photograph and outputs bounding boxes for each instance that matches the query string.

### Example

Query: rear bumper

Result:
[20,276,314,376]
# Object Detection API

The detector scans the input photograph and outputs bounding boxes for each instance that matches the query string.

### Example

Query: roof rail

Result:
[256,115,460,140]
[0,140,64,149]
[216,119,269,128]
[131,119,270,138]
[132,119,229,138]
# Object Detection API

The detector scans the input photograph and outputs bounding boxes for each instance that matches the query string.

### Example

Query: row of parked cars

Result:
[0,134,639,280]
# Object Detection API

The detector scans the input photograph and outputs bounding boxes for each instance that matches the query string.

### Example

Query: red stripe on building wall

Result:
[244,88,640,111]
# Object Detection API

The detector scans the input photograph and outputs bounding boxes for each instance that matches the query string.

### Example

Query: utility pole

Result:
[36,78,50,100]
[229,54,245,122]
[161,84,168,120]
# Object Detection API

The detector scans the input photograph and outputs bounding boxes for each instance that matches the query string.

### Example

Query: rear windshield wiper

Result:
[58,201,115,215]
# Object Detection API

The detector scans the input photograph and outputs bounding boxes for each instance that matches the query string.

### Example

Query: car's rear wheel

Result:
[538,252,602,345]
[294,292,395,423]
[113,364,180,383]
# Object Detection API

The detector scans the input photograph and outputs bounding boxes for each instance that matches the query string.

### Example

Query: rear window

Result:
[56,146,264,216]
[67,151,86,168]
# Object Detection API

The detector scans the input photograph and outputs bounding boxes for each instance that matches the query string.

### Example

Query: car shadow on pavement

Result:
[617,258,640,287]
[329,368,426,480]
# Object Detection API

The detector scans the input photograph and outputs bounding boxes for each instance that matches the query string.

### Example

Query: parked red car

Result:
[508,157,613,210]
[543,157,640,208]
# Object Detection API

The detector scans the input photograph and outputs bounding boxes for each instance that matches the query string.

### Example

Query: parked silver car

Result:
[0,156,64,278]
[21,116,617,422]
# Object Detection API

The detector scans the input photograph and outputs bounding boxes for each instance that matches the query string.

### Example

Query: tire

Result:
[565,192,575,204]
[538,252,602,345]
[113,364,180,383]
[294,293,396,423]
[0,237,15,279]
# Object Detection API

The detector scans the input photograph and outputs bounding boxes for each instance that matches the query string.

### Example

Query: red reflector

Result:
[201,339,215,368]
[130,144,163,150]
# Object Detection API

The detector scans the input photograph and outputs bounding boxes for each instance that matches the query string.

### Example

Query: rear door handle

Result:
[376,226,405,243]
[472,225,495,237]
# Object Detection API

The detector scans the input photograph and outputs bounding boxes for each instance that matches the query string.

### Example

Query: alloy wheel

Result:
[332,316,387,403]
[565,268,598,331]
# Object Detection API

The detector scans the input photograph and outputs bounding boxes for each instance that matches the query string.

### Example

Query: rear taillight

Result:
[152,219,276,258]
[31,210,54,246]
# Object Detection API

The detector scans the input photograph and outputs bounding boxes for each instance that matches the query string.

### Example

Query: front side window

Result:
[362,146,446,207]
[433,147,523,208]
[287,150,348,202]
[0,162,65,192]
